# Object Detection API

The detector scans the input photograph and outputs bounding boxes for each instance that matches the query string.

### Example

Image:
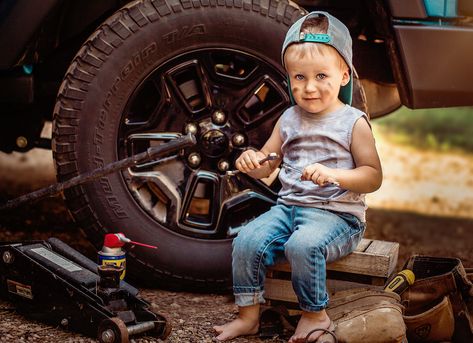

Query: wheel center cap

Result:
[201,130,228,157]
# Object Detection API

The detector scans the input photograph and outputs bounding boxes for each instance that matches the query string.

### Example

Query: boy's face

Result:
[285,45,350,115]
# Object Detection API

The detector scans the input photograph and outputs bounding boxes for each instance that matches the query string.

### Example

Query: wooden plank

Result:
[269,263,291,273]
[328,251,390,277]
[265,278,298,303]
[365,240,399,277]
[267,239,399,278]
[328,240,398,277]
[326,279,382,293]
[268,239,375,273]
[365,240,395,255]
[265,278,383,304]
[355,238,372,252]
[263,239,399,305]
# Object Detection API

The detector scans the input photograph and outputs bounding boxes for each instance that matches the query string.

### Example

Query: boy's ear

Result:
[341,69,350,86]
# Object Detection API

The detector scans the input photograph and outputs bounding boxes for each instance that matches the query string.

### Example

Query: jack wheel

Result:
[154,314,172,340]
[98,317,129,343]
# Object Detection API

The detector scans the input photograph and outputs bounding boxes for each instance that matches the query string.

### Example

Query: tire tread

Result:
[53,0,305,289]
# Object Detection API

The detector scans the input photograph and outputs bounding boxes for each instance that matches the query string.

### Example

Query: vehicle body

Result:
[1,0,472,288]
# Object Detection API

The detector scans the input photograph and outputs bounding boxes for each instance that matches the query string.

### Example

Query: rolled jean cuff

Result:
[299,298,329,312]
[234,289,265,307]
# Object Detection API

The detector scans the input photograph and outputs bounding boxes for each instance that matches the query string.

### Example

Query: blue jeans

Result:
[232,204,365,312]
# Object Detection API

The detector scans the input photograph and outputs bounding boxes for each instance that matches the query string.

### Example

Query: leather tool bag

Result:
[401,255,473,342]
[326,288,406,343]
[403,295,455,342]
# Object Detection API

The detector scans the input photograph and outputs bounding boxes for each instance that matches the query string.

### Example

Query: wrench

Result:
[226,152,279,176]
[227,153,340,187]
[281,162,340,187]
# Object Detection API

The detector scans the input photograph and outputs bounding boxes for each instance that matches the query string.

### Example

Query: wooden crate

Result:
[265,239,399,305]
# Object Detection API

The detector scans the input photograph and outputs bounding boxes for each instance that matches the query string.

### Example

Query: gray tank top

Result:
[278,104,369,222]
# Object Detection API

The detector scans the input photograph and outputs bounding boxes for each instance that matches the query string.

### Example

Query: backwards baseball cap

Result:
[281,11,353,105]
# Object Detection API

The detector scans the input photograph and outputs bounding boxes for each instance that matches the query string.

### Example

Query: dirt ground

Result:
[0,128,472,342]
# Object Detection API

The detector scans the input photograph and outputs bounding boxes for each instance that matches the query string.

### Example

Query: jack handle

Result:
[0,133,196,211]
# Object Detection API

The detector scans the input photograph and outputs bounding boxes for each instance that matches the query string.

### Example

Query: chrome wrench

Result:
[226,152,279,176]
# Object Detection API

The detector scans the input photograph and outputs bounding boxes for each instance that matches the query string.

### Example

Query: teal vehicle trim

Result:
[22,64,33,75]
[424,0,458,17]
[392,19,458,26]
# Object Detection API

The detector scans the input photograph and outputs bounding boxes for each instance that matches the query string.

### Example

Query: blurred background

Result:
[368,106,473,220]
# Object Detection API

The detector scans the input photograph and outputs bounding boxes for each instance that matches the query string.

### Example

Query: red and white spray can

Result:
[98,233,157,280]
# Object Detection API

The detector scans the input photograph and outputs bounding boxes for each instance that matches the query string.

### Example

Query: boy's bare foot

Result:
[288,310,332,343]
[213,304,260,341]
[213,317,259,341]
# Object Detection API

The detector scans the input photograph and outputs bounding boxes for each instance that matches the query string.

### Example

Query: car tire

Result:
[52,0,366,289]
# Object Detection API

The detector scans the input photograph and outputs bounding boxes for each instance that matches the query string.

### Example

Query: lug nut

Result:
[16,136,28,148]
[2,251,14,264]
[232,133,246,147]
[218,159,230,172]
[187,152,201,168]
[185,122,198,135]
[212,110,226,125]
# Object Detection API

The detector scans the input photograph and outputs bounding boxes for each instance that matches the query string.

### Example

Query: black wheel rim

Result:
[118,48,289,239]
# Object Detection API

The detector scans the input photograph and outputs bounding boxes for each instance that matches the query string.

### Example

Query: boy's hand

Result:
[236,150,267,173]
[301,163,339,186]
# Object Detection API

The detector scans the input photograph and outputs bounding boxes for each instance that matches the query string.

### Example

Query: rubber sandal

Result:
[305,321,337,343]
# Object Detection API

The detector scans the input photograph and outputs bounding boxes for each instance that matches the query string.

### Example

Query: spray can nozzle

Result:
[103,233,157,249]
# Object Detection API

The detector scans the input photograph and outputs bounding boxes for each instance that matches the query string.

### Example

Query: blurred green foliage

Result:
[373,107,473,152]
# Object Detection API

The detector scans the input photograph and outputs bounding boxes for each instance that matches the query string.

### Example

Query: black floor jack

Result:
[0,134,197,342]
[0,238,169,342]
